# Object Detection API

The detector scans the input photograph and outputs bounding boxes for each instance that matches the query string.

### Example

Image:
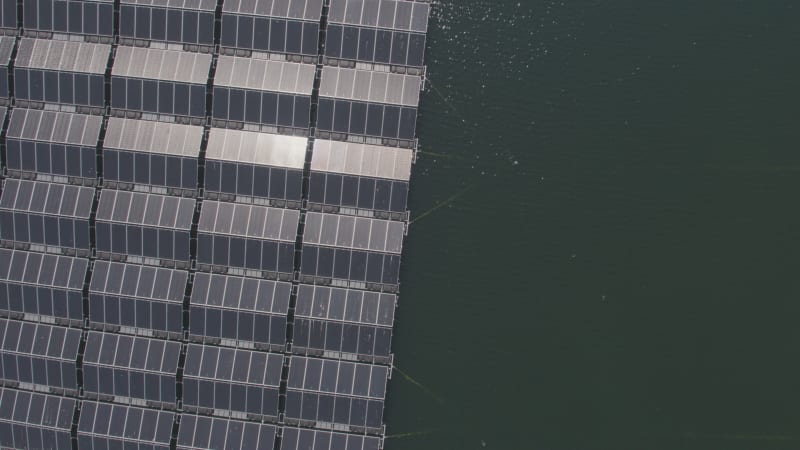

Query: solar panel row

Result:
[0,0,428,447]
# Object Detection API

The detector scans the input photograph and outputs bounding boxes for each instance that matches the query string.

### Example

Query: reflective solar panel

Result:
[0,248,87,324]
[177,413,277,450]
[0,318,82,392]
[311,138,413,181]
[205,128,305,202]
[0,387,76,450]
[77,401,174,450]
[319,67,421,107]
[89,261,187,335]
[182,343,283,418]
[189,272,290,347]
[6,108,102,179]
[82,331,181,406]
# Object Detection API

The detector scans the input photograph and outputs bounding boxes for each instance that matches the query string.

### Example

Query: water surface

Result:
[387,1,800,449]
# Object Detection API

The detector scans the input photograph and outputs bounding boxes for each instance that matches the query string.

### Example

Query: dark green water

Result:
[386,1,800,449]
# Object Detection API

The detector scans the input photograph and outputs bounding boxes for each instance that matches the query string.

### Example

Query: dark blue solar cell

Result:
[253,17,269,51]
[151,7,167,41]
[136,6,149,39]
[286,20,302,54]
[302,22,319,55]
[120,5,135,35]
[341,26,359,60]
[238,15,253,49]
[220,15,237,47]
[183,10,198,44]
[269,19,286,52]
[167,9,182,42]
[326,25,342,58]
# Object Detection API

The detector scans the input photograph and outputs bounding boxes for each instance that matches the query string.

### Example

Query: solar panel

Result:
[300,212,403,286]
[196,201,298,273]
[119,0,216,46]
[182,343,283,418]
[189,272,291,348]
[284,355,387,432]
[0,178,94,250]
[0,36,13,99]
[205,128,306,202]
[77,400,174,450]
[219,0,323,56]
[5,108,102,180]
[280,427,381,450]
[0,248,87,324]
[111,45,211,118]
[103,118,203,191]
[23,0,115,37]
[212,56,315,129]
[0,0,16,29]
[324,0,428,69]
[0,318,82,392]
[14,38,110,108]
[88,261,187,335]
[82,331,181,406]
[0,0,427,444]
[292,284,395,361]
[177,413,277,450]
[320,67,421,107]
[95,189,195,262]
[0,387,76,450]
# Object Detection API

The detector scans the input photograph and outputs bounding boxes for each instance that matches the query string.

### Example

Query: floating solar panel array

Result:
[0,0,427,448]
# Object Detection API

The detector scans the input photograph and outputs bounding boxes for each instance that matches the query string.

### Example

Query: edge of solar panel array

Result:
[0,0,429,448]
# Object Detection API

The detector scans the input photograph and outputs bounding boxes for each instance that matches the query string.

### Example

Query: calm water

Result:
[385,1,800,449]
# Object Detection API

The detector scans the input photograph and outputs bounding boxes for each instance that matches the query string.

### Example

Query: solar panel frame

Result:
[77,401,174,450]
[189,273,290,346]
[94,189,195,261]
[82,331,181,405]
[177,413,277,450]
[23,0,115,36]
[0,179,94,250]
[119,3,215,45]
[316,97,417,141]
[110,46,211,118]
[280,426,381,450]
[0,319,82,391]
[6,108,102,179]
[0,388,76,450]
[182,343,283,417]
[88,261,187,334]
[204,128,306,202]
[0,249,87,323]
[324,24,425,68]
[196,201,298,273]
[14,38,109,107]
